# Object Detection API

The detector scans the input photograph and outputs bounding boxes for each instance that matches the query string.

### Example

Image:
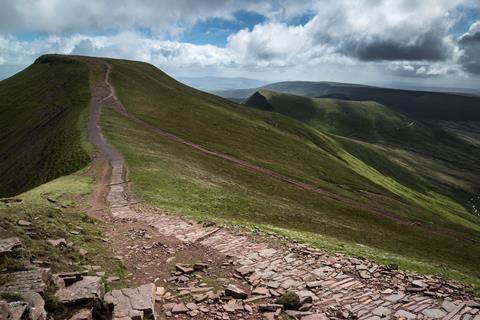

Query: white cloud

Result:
[0,0,479,85]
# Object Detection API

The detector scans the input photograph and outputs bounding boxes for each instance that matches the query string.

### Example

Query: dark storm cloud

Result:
[458,29,480,74]
[341,30,451,62]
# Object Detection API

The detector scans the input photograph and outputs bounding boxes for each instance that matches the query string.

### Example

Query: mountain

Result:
[176,76,268,92]
[243,89,480,209]
[0,55,91,197]
[215,81,480,121]
[1,55,480,291]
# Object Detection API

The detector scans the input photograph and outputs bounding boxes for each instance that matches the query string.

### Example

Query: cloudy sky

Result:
[0,0,479,88]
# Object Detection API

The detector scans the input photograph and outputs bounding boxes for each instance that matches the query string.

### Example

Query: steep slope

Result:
[98,58,480,282]
[215,81,480,121]
[244,90,480,218]
[0,55,91,197]
[1,55,479,287]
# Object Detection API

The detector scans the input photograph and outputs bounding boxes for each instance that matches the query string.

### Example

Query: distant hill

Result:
[215,81,480,121]
[177,76,268,92]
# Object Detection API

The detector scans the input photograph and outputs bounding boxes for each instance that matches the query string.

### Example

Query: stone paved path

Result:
[91,59,479,319]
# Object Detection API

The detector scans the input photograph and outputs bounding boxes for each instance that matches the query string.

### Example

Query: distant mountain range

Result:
[177,76,268,92]
[214,81,480,121]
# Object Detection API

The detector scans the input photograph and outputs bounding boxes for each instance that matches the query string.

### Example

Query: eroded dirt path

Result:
[86,59,479,320]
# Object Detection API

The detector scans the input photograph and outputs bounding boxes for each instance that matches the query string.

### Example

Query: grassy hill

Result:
[215,81,480,121]
[244,90,480,216]
[100,58,480,285]
[1,55,479,288]
[0,55,91,197]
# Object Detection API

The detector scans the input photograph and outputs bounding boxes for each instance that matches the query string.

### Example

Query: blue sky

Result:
[0,0,479,88]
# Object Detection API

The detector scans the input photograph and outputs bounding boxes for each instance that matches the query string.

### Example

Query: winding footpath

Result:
[87,59,479,320]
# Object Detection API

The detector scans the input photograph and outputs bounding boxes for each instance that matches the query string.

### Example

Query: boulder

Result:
[104,283,156,320]
[55,276,104,305]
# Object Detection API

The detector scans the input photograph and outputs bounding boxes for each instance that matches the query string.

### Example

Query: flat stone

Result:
[223,303,243,313]
[372,306,391,317]
[175,264,194,274]
[252,287,270,295]
[236,266,255,276]
[171,303,188,314]
[225,284,247,299]
[69,308,92,320]
[394,310,416,320]
[104,283,156,319]
[312,266,334,277]
[422,308,446,319]
[385,292,405,303]
[258,248,277,257]
[186,302,198,310]
[301,313,329,320]
[411,280,427,288]
[466,300,480,308]
[56,276,104,305]
[193,293,208,302]
[359,270,371,279]
[17,220,31,226]
[0,268,51,295]
[306,281,322,289]
[107,276,120,282]
[442,300,457,312]
[266,281,280,289]
[0,237,22,254]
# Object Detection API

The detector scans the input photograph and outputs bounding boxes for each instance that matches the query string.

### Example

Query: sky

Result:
[0,0,480,88]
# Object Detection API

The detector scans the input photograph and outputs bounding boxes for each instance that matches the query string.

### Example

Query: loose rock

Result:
[225,284,248,299]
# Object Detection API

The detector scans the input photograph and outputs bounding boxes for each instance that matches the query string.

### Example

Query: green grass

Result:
[1,55,479,293]
[0,56,91,197]
[101,102,480,291]
[0,170,124,278]
[245,90,480,232]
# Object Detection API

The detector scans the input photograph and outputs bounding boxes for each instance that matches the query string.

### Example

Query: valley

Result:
[1,55,479,320]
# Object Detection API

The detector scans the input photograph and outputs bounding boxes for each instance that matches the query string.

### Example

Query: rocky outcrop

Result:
[0,268,51,295]
[104,283,156,320]
[0,237,22,254]
[55,276,104,305]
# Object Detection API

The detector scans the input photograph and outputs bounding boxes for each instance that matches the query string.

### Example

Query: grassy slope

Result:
[217,81,480,121]
[0,56,91,197]
[0,171,124,276]
[102,59,480,287]
[246,90,480,226]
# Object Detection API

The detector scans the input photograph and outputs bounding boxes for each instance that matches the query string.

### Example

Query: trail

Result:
[100,62,473,244]
[85,58,477,320]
